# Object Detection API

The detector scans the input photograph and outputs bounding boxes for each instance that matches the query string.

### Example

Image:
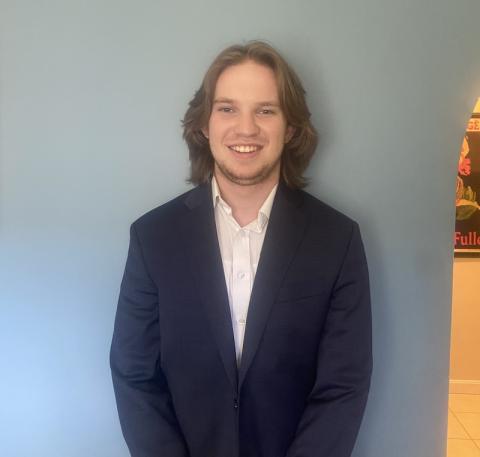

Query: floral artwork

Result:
[456,136,479,221]
[455,103,480,255]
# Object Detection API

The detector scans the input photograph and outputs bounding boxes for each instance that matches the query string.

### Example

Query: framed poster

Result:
[455,98,480,256]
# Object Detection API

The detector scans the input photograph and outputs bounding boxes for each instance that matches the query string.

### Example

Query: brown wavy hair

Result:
[182,41,318,189]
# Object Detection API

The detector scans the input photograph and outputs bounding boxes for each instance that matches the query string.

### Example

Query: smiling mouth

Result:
[228,145,262,153]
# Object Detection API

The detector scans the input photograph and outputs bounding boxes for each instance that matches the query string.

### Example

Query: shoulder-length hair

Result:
[182,41,318,189]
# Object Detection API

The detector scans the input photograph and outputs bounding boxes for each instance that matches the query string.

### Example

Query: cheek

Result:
[208,119,229,140]
[269,125,288,144]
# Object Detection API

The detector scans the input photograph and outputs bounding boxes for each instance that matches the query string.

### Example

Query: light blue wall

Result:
[1,1,479,456]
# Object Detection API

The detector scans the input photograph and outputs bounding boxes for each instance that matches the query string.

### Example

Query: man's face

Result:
[203,60,293,186]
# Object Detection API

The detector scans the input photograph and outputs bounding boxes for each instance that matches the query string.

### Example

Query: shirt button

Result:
[238,318,246,324]
[237,271,246,279]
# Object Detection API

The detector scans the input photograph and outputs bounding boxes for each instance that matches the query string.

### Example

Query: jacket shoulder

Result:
[299,189,358,231]
[129,186,198,237]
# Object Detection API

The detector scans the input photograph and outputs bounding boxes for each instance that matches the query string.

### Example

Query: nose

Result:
[235,112,260,136]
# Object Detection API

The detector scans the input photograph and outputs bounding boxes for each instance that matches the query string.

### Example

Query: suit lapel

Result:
[180,182,307,392]
[180,183,238,392]
[238,182,307,389]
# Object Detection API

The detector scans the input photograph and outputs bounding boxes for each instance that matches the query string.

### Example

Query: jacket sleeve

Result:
[286,222,372,457]
[110,223,190,457]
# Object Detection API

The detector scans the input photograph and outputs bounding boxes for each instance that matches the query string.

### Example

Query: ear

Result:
[284,126,295,143]
[201,127,209,139]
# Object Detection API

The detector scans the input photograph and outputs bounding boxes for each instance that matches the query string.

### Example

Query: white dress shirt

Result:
[212,177,277,365]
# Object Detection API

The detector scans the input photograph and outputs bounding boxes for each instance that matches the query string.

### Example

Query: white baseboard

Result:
[449,379,480,394]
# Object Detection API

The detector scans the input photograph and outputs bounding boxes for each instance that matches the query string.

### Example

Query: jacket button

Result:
[233,399,239,409]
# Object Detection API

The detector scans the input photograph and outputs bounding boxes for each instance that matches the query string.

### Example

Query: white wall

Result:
[450,258,480,393]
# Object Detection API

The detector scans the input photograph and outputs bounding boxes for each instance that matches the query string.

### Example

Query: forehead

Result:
[214,60,279,101]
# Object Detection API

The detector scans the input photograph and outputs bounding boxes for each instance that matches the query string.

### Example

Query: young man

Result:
[110,41,372,457]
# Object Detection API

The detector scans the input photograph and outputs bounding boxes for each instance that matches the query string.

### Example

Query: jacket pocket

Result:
[276,279,326,303]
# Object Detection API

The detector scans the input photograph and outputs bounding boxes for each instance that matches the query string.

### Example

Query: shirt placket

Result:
[231,227,252,364]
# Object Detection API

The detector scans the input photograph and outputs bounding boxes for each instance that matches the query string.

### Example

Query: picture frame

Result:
[454,99,480,257]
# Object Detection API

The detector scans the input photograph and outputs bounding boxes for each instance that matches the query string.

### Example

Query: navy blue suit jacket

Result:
[110,180,372,457]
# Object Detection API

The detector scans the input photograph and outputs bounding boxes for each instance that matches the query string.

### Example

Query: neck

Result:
[214,170,279,227]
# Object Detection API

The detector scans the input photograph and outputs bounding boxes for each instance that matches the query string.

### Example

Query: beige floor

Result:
[447,393,480,457]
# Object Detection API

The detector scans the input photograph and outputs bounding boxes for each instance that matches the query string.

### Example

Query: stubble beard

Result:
[214,156,282,187]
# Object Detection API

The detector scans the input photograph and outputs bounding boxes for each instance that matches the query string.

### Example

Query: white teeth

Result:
[230,145,259,153]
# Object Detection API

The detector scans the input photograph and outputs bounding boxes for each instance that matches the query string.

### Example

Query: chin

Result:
[221,167,272,186]
[216,160,280,187]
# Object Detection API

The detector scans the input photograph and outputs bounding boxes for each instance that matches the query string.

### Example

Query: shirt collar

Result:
[211,176,277,233]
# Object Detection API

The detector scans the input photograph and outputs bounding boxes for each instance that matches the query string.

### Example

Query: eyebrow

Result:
[213,98,234,104]
[213,98,280,107]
